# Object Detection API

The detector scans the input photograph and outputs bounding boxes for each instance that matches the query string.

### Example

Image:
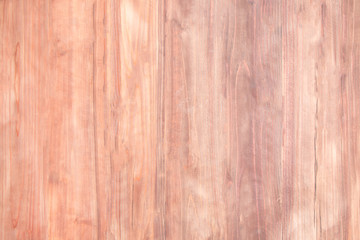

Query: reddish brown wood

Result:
[1,0,360,239]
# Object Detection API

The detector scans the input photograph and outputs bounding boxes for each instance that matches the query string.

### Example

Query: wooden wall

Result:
[1,0,359,239]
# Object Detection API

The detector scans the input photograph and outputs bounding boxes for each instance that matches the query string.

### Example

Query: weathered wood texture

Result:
[1,0,359,239]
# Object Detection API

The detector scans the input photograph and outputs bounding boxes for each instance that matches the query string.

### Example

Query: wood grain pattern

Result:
[1,0,359,239]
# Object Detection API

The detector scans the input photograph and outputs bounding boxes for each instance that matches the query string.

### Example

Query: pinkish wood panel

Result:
[1,0,359,239]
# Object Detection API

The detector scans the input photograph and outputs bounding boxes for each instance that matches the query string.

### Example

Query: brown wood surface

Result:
[1,0,360,239]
